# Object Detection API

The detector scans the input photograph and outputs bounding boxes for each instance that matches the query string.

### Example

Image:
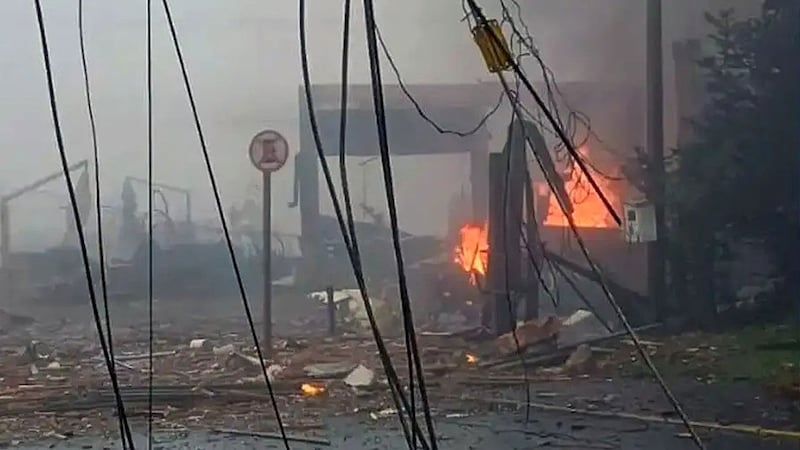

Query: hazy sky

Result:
[0,0,755,246]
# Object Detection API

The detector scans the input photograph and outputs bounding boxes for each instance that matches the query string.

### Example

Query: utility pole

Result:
[646,0,667,321]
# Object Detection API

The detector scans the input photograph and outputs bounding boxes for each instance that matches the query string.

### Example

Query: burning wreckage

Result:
[0,82,648,332]
[296,82,651,338]
[0,81,707,447]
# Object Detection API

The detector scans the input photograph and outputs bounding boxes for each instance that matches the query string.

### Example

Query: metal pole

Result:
[262,170,272,355]
[646,0,667,322]
[326,285,336,336]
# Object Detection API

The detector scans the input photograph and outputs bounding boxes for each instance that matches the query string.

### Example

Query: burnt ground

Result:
[1,295,798,449]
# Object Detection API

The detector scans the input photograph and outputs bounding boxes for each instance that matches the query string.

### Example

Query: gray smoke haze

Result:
[0,0,760,247]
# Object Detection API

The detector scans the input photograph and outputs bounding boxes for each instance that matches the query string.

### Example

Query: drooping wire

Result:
[376,25,416,440]
[500,0,626,187]
[486,1,621,225]
[375,27,504,138]
[493,64,707,449]
[333,17,417,441]
[370,9,572,325]
[76,1,134,448]
[468,4,704,442]
[368,14,550,420]
[33,1,135,449]
[336,10,410,430]
[299,1,427,447]
[157,2,290,448]
[362,1,438,448]
[337,0,358,270]
[145,0,155,446]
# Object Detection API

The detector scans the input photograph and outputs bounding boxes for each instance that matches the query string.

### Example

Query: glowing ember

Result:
[454,223,489,284]
[543,148,620,229]
[300,383,325,397]
[465,353,479,364]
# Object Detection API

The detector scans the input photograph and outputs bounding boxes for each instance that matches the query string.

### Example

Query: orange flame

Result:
[454,223,489,284]
[300,383,325,397]
[465,353,479,364]
[543,148,619,229]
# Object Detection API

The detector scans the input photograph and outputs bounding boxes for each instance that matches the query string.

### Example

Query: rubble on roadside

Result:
[495,316,560,356]
[0,305,654,445]
[308,289,401,335]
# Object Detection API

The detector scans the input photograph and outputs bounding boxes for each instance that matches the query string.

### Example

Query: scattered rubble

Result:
[304,362,356,378]
[563,344,595,374]
[189,338,210,350]
[344,364,375,389]
[308,289,400,334]
[212,344,235,356]
[495,316,560,356]
[0,303,790,447]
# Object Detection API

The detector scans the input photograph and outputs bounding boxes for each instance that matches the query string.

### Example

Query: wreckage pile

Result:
[0,306,631,443]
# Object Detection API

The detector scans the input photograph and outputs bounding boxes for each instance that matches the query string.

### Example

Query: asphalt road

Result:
[15,409,798,450]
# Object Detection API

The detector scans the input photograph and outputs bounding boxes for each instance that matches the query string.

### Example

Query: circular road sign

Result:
[249,130,289,173]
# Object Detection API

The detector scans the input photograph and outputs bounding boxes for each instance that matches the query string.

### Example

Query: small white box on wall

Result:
[623,200,657,243]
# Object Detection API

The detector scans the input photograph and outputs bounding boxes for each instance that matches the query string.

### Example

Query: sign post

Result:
[248,130,289,356]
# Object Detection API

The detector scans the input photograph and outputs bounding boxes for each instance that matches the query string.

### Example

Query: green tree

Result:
[671,1,799,323]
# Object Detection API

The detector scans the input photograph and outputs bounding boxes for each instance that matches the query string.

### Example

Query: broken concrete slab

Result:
[343,364,375,388]
[563,344,594,374]
[212,344,235,356]
[496,316,560,356]
[303,362,356,378]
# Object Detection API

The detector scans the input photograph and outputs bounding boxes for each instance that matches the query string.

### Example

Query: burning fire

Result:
[454,223,489,284]
[543,148,620,229]
[300,383,325,397]
[452,148,618,283]
[465,353,479,364]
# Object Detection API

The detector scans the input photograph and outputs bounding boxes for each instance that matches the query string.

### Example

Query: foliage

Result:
[671,2,799,294]
[620,323,798,389]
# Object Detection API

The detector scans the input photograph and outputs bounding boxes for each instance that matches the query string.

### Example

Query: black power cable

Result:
[156,2,290,448]
[371,19,566,355]
[370,17,540,429]
[375,27,504,138]
[480,10,704,447]
[362,1,438,448]
[33,2,135,449]
[374,28,416,442]
[465,0,621,227]
[145,0,155,447]
[298,1,427,448]
[337,0,359,273]
[499,2,626,185]
[76,2,134,448]
[374,24,545,392]
[494,71,707,449]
